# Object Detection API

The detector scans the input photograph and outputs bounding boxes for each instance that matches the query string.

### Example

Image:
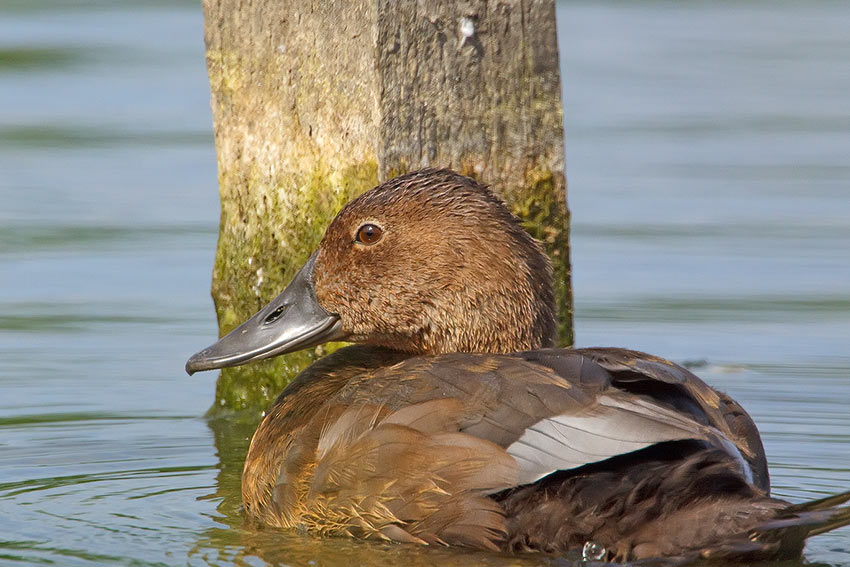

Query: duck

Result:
[186,168,850,562]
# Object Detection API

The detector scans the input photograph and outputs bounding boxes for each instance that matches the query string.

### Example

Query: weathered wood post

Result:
[203,0,572,413]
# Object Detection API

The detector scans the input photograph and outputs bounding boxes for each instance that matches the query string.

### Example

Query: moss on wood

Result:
[512,167,573,347]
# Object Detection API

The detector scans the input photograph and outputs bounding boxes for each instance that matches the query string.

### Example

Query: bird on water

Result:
[187,168,850,562]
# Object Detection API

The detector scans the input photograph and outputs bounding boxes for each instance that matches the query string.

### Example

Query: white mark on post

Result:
[459,17,475,48]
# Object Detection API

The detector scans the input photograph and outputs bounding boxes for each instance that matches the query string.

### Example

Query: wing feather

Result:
[506,394,712,485]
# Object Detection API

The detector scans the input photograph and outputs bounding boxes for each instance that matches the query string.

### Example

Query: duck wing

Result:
[561,347,769,491]
[274,350,749,549]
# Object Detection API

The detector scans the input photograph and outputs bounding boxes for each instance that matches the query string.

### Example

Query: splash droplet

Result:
[582,540,607,561]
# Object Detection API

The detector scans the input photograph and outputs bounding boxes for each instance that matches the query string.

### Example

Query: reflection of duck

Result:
[187,169,849,561]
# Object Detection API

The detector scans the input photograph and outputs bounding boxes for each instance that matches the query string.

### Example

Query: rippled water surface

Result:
[2,1,848,565]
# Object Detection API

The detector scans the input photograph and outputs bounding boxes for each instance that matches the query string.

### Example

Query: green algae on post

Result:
[513,167,574,348]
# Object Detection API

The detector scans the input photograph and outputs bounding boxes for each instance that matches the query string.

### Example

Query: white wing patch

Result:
[506,395,712,486]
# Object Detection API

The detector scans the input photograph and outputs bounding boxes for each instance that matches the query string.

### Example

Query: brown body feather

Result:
[241,345,804,560]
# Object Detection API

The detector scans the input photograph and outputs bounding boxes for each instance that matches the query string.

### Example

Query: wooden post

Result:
[203,0,572,413]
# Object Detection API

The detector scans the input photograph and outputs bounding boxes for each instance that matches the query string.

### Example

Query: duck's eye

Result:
[355,223,383,245]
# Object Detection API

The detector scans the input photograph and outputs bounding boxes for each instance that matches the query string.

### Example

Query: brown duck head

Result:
[186,169,556,373]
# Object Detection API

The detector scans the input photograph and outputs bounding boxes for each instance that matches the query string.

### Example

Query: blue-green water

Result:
[1,1,848,565]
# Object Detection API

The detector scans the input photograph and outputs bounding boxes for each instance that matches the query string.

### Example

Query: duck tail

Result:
[698,489,850,562]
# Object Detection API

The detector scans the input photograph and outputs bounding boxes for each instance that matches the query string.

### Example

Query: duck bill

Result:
[185,252,346,375]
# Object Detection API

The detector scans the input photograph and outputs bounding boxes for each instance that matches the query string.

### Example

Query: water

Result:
[1,1,848,565]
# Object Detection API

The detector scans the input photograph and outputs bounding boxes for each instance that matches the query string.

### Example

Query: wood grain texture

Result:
[376,0,565,198]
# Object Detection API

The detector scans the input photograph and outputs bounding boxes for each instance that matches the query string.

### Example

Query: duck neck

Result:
[395,276,557,355]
